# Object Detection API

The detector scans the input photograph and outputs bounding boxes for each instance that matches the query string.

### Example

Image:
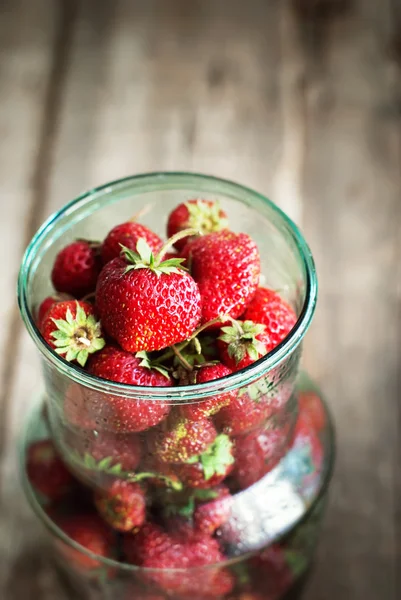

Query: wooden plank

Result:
[0,0,79,597]
[298,0,401,598]
[45,0,298,217]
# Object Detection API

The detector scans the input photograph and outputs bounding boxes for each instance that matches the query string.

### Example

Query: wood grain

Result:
[299,0,401,598]
[0,0,399,598]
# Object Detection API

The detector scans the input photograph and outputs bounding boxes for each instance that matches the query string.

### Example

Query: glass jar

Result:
[18,173,334,599]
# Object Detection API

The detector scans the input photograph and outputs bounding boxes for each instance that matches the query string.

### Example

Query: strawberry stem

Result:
[172,344,193,371]
[154,228,201,264]
[129,203,154,222]
[153,315,229,365]
[127,472,183,491]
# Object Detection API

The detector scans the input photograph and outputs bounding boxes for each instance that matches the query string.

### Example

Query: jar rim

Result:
[18,171,317,401]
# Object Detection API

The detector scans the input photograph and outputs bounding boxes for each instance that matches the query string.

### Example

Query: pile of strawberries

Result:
[26,199,320,599]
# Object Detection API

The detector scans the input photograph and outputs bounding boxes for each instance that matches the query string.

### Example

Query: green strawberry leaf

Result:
[200,434,234,480]
[135,351,171,379]
[193,489,219,500]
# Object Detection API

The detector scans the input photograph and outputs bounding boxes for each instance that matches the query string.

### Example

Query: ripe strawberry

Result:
[36,292,73,328]
[298,390,326,432]
[244,288,297,352]
[194,485,232,534]
[86,346,172,432]
[151,415,217,464]
[123,522,171,566]
[95,479,146,532]
[218,319,271,371]
[179,363,235,420]
[26,439,75,500]
[101,221,163,264]
[51,241,102,298]
[183,230,260,324]
[251,543,294,598]
[234,426,289,489]
[140,526,233,596]
[175,434,235,489]
[87,431,142,472]
[55,513,115,571]
[40,300,105,367]
[96,236,202,352]
[214,392,272,436]
[167,199,228,251]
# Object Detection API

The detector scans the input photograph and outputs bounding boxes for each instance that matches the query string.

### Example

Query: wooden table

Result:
[0,0,400,598]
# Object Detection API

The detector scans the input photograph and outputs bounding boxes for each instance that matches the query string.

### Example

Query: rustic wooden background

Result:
[0,0,400,598]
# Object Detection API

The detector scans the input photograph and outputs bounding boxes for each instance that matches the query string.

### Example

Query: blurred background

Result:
[0,0,400,598]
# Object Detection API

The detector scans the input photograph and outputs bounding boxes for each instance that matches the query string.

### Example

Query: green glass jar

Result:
[18,173,334,600]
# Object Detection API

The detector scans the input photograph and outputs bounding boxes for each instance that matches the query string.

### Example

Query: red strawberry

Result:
[55,513,115,571]
[26,439,75,500]
[298,391,326,432]
[234,426,289,489]
[214,392,272,436]
[252,543,294,598]
[151,415,217,464]
[180,363,235,420]
[36,292,73,328]
[123,522,171,565]
[167,199,228,251]
[101,221,163,265]
[194,485,232,534]
[244,288,297,351]
[40,300,105,367]
[95,479,146,532]
[183,230,260,324]
[140,527,233,596]
[87,431,142,472]
[218,319,270,371]
[96,236,202,352]
[86,346,172,432]
[174,434,235,489]
[51,241,102,298]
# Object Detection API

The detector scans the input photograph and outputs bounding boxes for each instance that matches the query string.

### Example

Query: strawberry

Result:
[243,288,297,352]
[183,230,260,324]
[36,292,73,328]
[123,522,171,565]
[151,415,217,464]
[55,513,115,571]
[51,241,102,298]
[214,392,272,436]
[167,199,228,251]
[40,300,105,367]
[174,434,235,489]
[234,426,289,489]
[193,485,232,534]
[87,431,142,472]
[95,479,146,532]
[86,346,172,432]
[298,391,326,432]
[134,526,233,598]
[218,319,271,371]
[251,543,294,598]
[26,439,75,501]
[96,234,202,352]
[179,363,235,420]
[101,221,163,265]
